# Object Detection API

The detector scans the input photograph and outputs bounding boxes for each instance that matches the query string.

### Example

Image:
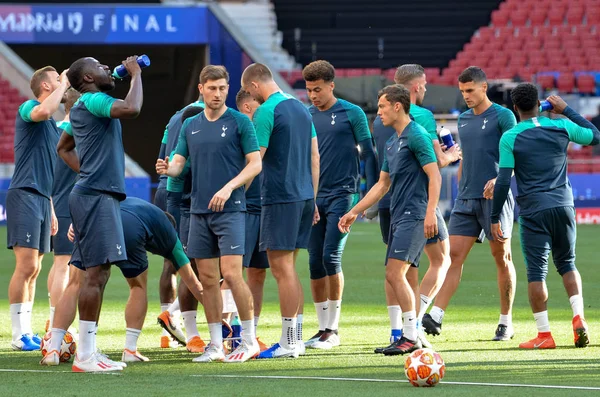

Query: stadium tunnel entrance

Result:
[9,43,208,183]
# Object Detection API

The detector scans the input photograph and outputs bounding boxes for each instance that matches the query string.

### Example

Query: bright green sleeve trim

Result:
[57,121,73,136]
[169,239,189,270]
[342,101,371,143]
[253,104,274,148]
[81,92,116,118]
[411,106,438,141]
[311,123,317,138]
[408,127,437,167]
[18,100,38,123]
[235,112,260,154]
[381,152,389,172]
[498,131,517,168]
[161,126,169,144]
[174,118,191,158]
[497,105,517,134]
[553,119,594,145]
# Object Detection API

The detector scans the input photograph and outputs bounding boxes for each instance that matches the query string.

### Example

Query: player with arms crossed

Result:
[423,66,518,341]
[58,55,143,371]
[339,84,442,355]
[157,65,261,363]
[241,63,320,359]
[302,60,378,349]
[7,66,70,351]
[491,85,599,349]
[371,64,460,351]
[47,88,80,332]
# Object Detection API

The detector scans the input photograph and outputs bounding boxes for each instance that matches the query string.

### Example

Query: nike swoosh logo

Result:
[534,339,548,348]
[394,250,404,253]
[191,130,200,135]
[231,245,241,250]
[88,330,95,334]
[460,123,468,127]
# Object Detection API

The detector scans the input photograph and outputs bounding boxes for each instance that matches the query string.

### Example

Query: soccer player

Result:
[157,65,261,363]
[47,88,80,332]
[491,86,599,349]
[339,84,442,355]
[241,63,319,359]
[302,60,377,349]
[423,66,518,341]
[157,82,205,350]
[235,89,268,351]
[41,197,206,368]
[60,55,143,371]
[371,64,460,351]
[7,66,70,351]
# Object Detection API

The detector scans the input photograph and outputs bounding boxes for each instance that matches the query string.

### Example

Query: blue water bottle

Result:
[540,100,553,112]
[112,55,151,79]
[440,127,460,165]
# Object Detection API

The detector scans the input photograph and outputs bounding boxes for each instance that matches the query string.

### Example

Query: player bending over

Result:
[491,85,599,349]
[339,84,442,355]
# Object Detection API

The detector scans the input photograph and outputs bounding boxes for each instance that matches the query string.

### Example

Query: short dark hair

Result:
[394,64,425,85]
[235,89,254,109]
[242,63,273,86]
[200,65,229,84]
[64,88,81,114]
[164,211,177,229]
[511,83,539,112]
[378,84,411,114]
[302,60,335,83]
[30,66,57,97]
[458,66,487,84]
[67,58,91,92]
[181,105,204,122]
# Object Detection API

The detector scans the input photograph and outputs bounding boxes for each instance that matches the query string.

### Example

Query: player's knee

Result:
[323,250,342,277]
[247,268,266,284]
[526,266,547,283]
[491,244,513,267]
[555,261,576,277]
[309,260,327,280]
[270,263,294,282]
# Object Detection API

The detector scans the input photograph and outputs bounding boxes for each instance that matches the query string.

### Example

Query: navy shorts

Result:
[386,217,428,267]
[426,207,449,245]
[166,191,183,233]
[519,206,577,283]
[6,188,51,254]
[187,212,245,259]
[308,194,358,279]
[448,196,514,242]
[379,207,391,245]
[179,208,191,254]
[243,212,269,269]
[260,199,314,251]
[154,187,167,211]
[52,216,74,255]
[69,188,127,268]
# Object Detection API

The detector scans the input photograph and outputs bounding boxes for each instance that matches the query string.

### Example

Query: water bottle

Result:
[440,127,460,165]
[112,55,151,79]
[230,315,242,350]
[540,100,553,112]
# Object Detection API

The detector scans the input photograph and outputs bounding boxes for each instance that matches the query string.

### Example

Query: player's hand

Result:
[209,185,233,212]
[123,55,142,76]
[483,178,496,200]
[59,69,70,87]
[156,156,169,175]
[313,204,320,225]
[546,95,568,114]
[446,144,462,162]
[338,211,358,233]
[491,221,506,243]
[365,204,379,220]
[50,211,58,236]
[424,210,438,239]
[67,223,75,243]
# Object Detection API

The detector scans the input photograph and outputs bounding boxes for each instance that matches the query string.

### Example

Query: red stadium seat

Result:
[566,8,585,25]
[491,10,510,26]
[530,10,547,26]
[345,69,364,78]
[576,74,596,94]
[548,9,566,26]
[363,68,381,76]
[511,12,529,27]
[557,73,576,92]
[537,74,556,90]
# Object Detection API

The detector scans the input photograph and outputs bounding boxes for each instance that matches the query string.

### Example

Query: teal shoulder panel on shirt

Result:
[174,117,194,158]
[407,123,437,167]
[161,125,169,144]
[410,104,438,141]
[498,127,519,169]
[339,99,371,142]
[493,103,517,133]
[169,239,190,270]
[231,108,260,154]
[18,100,39,123]
[56,120,73,136]
[253,94,280,147]
[80,92,116,119]
[548,118,594,145]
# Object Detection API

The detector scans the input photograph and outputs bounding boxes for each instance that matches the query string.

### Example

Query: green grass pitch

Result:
[0,223,599,396]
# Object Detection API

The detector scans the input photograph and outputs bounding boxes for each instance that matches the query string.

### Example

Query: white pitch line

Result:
[191,374,600,391]
[0,369,121,375]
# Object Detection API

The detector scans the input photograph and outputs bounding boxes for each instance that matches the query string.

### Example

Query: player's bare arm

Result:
[311,136,320,225]
[434,140,462,168]
[29,70,70,122]
[57,132,80,173]
[110,56,143,119]
[338,171,391,233]
[422,162,441,239]
[156,155,186,178]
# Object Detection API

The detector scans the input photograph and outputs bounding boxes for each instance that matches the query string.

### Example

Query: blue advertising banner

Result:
[0,5,209,44]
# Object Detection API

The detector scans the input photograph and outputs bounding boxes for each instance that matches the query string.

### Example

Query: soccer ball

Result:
[40,331,77,363]
[404,348,445,387]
